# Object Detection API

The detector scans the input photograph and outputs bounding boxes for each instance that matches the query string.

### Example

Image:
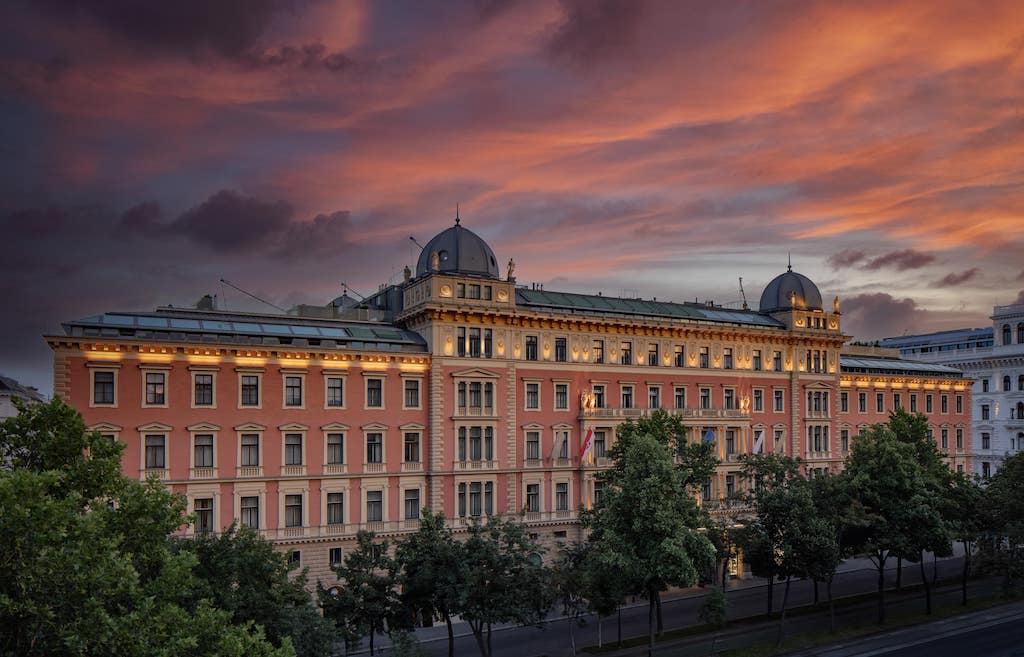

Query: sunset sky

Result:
[2,0,1023,393]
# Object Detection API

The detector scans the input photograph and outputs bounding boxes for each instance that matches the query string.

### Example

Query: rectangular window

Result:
[774,390,784,412]
[621,385,634,409]
[956,395,963,414]
[700,347,710,368]
[725,476,735,497]
[593,431,606,457]
[700,388,711,410]
[840,392,849,413]
[241,434,259,466]
[405,489,420,520]
[525,382,539,409]
[285,434,303,465]
[525,336,538,361]
[240,496,259,529]
[773,351,782,372]
[941,429,949,449]
[145,435,165,469]
[327,493,344,525]
[724,389,735,410]
[555,483,569,511]
[483,285,492,300]
[893,393,902,411]
[752,350,762,371]
[194,374,214,406]
[593,481,604,506]
[857,392,866,413]
[981,405,990,421]
[404,379,420,408]
[725,430,736,455]
[366,491,383,522]
[910,394,918,413]
[145,372,166,405]
[366,379,383,408]
[774,429,784,451]
[592,385,605,408]
[468,328,481,357]
[457,327,466,357]
[93,371,115,404]
[723,348,733,369]
[621,341,633,365]
[404,432,420,463]
[241,375,259,406]
[982,379,989,393]
[648,387,660,409]
[753,389,764,412]
[982,432,990,449]
[194,434,214,468]
[288,551,300,567]
[526,431,540,460]
[468,284,480,299]
[674,387,686,409]
[674,345,685,367]
[326,377,344,407]
[593,339,604,363]
[841,430,849,452]
[366,433,383,463]
[194,498,214,534]
[327,433,344,464]
[469,482,483,517]
[956,428,963,449]
[284,376,302,407]
[982,462,991,478]
[647,343,659,366]
[329,547,343,568]
[876,393,885,413]
[526,483,540,512]
[555,338,567,362]
[926,394,933,413]
[941,395,949,414]
[555,383,569,410]
[556,430,569,459]
[285,494,303,527]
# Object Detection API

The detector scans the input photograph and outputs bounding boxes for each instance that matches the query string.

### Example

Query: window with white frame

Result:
[700,388,711,410]
[194,498,214,534]
[326,377,344,407]
[752,350,762,371]
[525,483,540,512]
[327,433,344,465]
[555,482,569,511]
[593,430,607,457]
[366,433,383,463]
[145,434,165,469]
[285,494,303,527]
[194,434,214,469]
[284,376,303,407]
[194,373,214,406]
[240,374,260,407]
[774,390,784,412]
[648,386,660,409]
[240,434,260,466]
[525,382,539,409]
[366,490,383,522]
[674,387,686,409]
[92,370,116,405]
[403,432,420,463]
[458,481,494,517]
[240,496,259,529]
[404,489,420,520]
[144,372,166,406]
[555,383,569,410]
[329,547,343,568]
[327,492,344,525]
[284,434,303,465]
[458,426,494,462]
[404,379,421,409]
[366,378,383,408]
[753,389,764,412]
[525,431,540,460]
[621,385,634,409]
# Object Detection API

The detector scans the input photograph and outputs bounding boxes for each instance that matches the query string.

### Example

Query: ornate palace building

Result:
[47,218,972,582]
[881,302,1024,477]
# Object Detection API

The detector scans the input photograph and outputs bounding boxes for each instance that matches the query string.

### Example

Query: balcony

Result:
[364,462,386,474]
[805,410,831,419]
[401,461,423,472]
[524,458,542,468]
[581,407,750,420]
[280,465,306,477]
[189,467,217,480]
[453,459,498,471]
[454,406,496,418]
[141,468,168,481]
[236,465,263,478]
[522,510,578,524]
[323,464,347,475]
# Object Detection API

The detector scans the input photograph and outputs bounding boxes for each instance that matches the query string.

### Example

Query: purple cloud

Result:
[934,268,980,287]
[862,249,936,271]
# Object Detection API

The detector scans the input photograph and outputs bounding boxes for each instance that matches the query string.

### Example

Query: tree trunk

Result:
[598,614,602,648]
[655,590,663,636]
[932,551,938,584]
[896,556,903,591]
[775,576,791,648]
[877,553,887,625]
[722,557,729,590]
[827,577,835,633]
[486,622,492,657]
[648,594,656,657]
[962,540,970,606]
[766,567,774,616]
[618,605,622,647]
[369,625,375,657]
[471,622,487,657]
[444,612,455,657]
[813,579,819,606]
[920,551,932,615]
[569,611,576,657]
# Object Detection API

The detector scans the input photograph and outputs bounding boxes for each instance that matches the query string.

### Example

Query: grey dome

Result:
[759,267,823,313]
[416,220,499,279]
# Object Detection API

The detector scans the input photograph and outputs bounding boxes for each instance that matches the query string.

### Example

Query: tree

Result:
[696,586,727,656]
[977,452,1024,593]
[173,524,335,657]
[0,398,293,657]
[705,518,740,590]
[946,473,984,605]
[841,423,936,624]
[585,430,716,657]
[321,530,402,656]
[459,516,552,657]
[393,509,465,657]
[552,542,591,657]
[807,472,856,631]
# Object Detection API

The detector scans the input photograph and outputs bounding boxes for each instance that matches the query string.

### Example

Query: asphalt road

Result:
[878,619,1024,657]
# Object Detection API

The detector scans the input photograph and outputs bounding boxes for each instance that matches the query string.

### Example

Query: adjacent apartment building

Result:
[881,302,1024,477]
[47,219,972,582]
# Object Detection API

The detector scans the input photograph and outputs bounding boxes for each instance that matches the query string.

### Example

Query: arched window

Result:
[1019,374,1024,391]
[1018,432,1024,451]
[1019,323,1024,344]
[1004,376,1013,391]
[1003,324,1012,345]
[1018,401,1024,420]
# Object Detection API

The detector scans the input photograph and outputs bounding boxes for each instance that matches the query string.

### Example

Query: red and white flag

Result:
[579,428,594,461]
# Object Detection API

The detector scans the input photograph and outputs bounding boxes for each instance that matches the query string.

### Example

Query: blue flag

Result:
[703,428,715,443]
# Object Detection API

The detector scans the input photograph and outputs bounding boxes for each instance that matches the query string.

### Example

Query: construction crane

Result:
[739,277,749,310]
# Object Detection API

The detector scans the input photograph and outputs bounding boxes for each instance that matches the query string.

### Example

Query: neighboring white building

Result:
[880,303,1024,477]
[0,374,46,420]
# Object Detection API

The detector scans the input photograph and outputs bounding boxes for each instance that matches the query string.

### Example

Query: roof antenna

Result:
[219,278,286,313]
[455,203,461,225]
[787,252,792,272]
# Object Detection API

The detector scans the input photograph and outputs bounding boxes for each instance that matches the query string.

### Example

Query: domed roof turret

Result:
[415,217,499,279]
[759,264,823,313]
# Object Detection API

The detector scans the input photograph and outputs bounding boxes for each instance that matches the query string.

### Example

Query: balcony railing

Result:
[364,462,385,474]
[524,458,542,468]
[280,465,306,476]
[140,468,169,481]
[190,467,217,480]
[237,465,262,478]
[805,410,831,419]
[522,510,578,524]
[401,461,423,472]
[454,406,496,418]
[323,464,346,475]
[453,459,499,471]
[580,407,751,420]
[271,519,424,540]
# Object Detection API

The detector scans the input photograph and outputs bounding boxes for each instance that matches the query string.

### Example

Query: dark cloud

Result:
[934,268,980,287]
[42,55,71,83]
[862,249,936,271]
[276,211,353,257]
[1017,269,1024,281]
[547,0,646,63]
[841,293,924,341]
[118,201,163,235]
[242,43,352,72]
[42,0,288,58]
[1016,289,1024,304]
[827,249,866,269]
[169,190,293,252]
